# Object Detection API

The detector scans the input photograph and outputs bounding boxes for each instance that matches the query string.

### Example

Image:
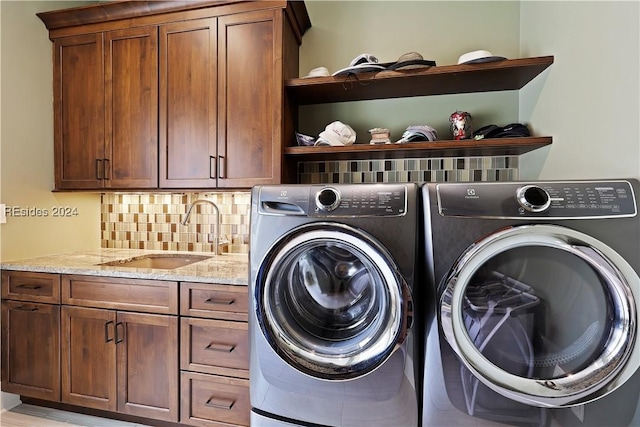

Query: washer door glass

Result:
[441,224,639,407]
[257,223,410,380]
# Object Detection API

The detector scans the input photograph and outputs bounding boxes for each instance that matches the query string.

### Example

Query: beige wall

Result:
[519,1,639,180]
[0,1,100,263]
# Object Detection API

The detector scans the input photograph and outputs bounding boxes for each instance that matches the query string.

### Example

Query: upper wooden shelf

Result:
[284,137,552,161]
[285,56,554,105]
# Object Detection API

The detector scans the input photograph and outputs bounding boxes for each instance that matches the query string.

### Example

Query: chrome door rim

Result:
[441,224,639,407]
[257,222,409,380]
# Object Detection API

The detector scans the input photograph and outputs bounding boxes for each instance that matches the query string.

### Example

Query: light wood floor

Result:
[0,404,150,427]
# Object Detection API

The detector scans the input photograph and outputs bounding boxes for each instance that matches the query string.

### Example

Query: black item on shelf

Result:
[473,123,531,140]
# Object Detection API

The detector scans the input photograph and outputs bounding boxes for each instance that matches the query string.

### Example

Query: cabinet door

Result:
[61,306,116,411]
[159,18,218,189]
[105,27,158,189]
[217,9,282,188]
[53,33,105,189]
[1,301,60,401]
[116,312,179,422]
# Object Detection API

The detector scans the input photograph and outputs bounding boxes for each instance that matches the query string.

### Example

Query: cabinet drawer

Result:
[180,371,249,427]
[181,317,249,378]
[181,282,248,321]
[1,271,61,303]
[62,275,178,314]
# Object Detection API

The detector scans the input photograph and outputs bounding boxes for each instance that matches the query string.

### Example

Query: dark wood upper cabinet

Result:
[217,9,282,188]
[38,0,311,190]
[53,34,105,189]
[159,18,218,189]
[105,27,159,189]
[52,28,159,190]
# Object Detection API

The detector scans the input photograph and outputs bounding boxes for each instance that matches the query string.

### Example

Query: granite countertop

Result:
[0,248,248,285]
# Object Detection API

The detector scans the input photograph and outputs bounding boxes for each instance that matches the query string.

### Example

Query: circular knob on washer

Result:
[316,187,341,211]
[516,185,551,212]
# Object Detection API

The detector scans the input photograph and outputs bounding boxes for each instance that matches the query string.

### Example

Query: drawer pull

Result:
[205,297,235,306]
[16,284,42,290]
[205,342,235,353]
[205,396,235,410]
[15,306,38,312]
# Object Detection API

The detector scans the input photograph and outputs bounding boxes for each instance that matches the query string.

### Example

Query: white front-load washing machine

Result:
[421,180,640,427]
[249,184,420,427]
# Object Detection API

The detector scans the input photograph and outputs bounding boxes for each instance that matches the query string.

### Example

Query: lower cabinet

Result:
[1,271,61,401]
[180,282,249,426]
[60,275,180,422]
[61,306,179,421]
[1,300,60,401]
[181,371,250,427]
[1,272,248,426]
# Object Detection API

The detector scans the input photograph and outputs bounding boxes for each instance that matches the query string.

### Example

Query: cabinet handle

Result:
[218,155,226,179]
[205,297,235,306]
[16,284,42,290]
[105,321,114,343]
[205,396,235,410]
[209,156,216,179]
[103,158,110,180]
[115,322,124,344]
[205,342,235,353]
[96,159,103,180]
[15,306,38,312]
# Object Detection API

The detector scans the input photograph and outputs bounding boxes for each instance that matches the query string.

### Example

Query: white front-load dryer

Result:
[421,180,640,427]
[249,184,420,427]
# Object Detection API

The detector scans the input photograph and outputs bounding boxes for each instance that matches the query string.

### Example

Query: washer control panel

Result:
[437,181,637,218]
[258,184,407,217]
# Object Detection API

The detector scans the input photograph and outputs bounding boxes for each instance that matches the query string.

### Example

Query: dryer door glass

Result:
[257,223,410,380]
[440,224,639,407]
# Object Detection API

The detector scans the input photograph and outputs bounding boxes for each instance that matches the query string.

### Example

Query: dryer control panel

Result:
[437,180,638,219]
[258,184,408,217]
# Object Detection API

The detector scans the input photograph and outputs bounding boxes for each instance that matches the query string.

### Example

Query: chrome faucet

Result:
[181,199,225,255]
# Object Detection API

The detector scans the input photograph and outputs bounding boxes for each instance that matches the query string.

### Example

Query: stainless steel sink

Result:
[98,254,212,269]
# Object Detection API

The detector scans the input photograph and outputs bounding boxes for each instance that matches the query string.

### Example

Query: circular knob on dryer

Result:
[316,187,341,211]
[516,185,551,212]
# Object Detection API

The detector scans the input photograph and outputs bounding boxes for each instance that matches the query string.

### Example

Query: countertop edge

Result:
[0,264,247,286]
[0,249,249,286]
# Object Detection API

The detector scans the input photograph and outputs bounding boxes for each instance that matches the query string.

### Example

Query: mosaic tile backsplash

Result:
[101,156,518,252]
[101,192,251,253]
[298,156,519,184]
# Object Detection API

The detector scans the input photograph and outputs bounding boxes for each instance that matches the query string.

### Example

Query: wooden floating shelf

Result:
[284,137,552,161]
[286,56,554,105]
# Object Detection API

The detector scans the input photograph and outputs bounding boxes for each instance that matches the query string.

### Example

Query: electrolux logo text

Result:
[465,188,480,199]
